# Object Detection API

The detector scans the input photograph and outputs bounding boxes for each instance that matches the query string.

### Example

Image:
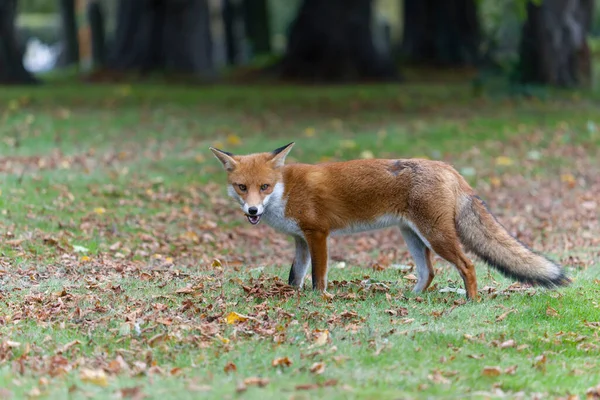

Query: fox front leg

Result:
[288,236,311,288]
[303,230,329,292]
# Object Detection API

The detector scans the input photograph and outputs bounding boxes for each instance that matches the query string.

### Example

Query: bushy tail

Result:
[456,195,570,287]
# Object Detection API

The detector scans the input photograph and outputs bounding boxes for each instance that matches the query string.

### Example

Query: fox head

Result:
[209,142,294,225]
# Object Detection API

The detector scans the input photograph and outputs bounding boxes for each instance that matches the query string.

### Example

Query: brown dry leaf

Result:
[243,377,269,387]
[224,362,237,373]
[309,362,326,375]
[482,366,502,377]
[340,310,358,319]
[500,339,516,349]
[296,384,320,391]
[428,370,450,384]
[561,173,577,188]
[148,333,168,347]
[236,382,247,393]
[27,387,42,398]
[496,309,516,322]
[404,273,418,281]
[120,386,144,400]
[533,354,547,370]
[546,306,560,317]
[80,368,109,387]
[586,384,600,399]
[312,329,330,348]
[56,340,81,354]
[107,355,129,374]
[504,365,518,375]
[271,357,292,368]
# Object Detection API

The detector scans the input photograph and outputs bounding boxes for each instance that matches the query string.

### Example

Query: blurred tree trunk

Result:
[242,0,271,56]
[401,0,480,66]
[0,0,37,84]
[108,0,213,74]
[59,0,80,66]
[87,0,106,69]
[281,0,397,81]
[519,0,594,87]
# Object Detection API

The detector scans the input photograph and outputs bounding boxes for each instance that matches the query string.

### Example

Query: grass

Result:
[0,82,599,399]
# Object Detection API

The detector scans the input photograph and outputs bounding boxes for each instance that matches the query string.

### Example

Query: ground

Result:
[0,83,599,399]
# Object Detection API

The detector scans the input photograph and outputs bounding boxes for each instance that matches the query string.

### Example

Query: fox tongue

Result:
[247,215,261,225]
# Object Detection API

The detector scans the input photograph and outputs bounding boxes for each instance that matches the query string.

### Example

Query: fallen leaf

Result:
[72,245,89,253]
[226,134,242,146]
[304,127,316,137]
[296,383,320,391]
[309,362,326,374]
[57,340,81,354]
[496,309,516,322]
[495,156,514,166]
[403,273,418,281]
[546,306,559,317]
[482,366,502,377]
[120,386,143,399]
[226,312,248,324]
[533,354,547,370]
[271,357,292,368]
[80,368,109,387]
[428,370,450,384]
[224,362,237,373]
[360,150,374,159]
[312,330,329,347]
[561,173,576,188]
[243,377,269,387]
[500,339,516,349]
[586,384,600,399]
[504,365,518,375]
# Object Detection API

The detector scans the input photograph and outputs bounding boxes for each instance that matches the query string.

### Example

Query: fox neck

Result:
[262,182,285,218]
[261,182,304,236]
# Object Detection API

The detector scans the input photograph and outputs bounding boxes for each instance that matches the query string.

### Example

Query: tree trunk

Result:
[59,0,80,66]
[242,0,271,56]
[401,0,480,66]
[87,0,106,69]
[108,0,213,75]
[280,0,397,82]
[519,0,594,87]
[0,0,37,84]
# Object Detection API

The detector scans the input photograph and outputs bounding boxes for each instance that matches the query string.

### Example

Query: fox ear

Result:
[270,142,294,168]
[209,147,237,172]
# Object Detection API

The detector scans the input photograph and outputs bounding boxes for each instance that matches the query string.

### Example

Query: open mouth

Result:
[246,214,262,225]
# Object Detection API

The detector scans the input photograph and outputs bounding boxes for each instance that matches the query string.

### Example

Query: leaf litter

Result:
[0,100,599,398]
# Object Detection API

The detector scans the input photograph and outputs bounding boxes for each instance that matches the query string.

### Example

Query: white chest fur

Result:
[262,182,304,236]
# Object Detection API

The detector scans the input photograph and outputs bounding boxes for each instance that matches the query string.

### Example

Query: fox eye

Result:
[260,184,269,191]
[237,184,247,192]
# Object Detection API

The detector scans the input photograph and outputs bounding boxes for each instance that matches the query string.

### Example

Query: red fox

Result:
[210,143,570,300]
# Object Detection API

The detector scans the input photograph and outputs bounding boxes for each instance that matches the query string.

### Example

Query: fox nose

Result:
[248,207,258,215]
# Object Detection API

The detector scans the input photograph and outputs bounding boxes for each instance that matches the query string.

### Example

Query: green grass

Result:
[0,82,599,399]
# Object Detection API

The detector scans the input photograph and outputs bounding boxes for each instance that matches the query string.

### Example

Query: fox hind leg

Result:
[411,218,478,300]
[288,236,311,288]
[401,227,435,293]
